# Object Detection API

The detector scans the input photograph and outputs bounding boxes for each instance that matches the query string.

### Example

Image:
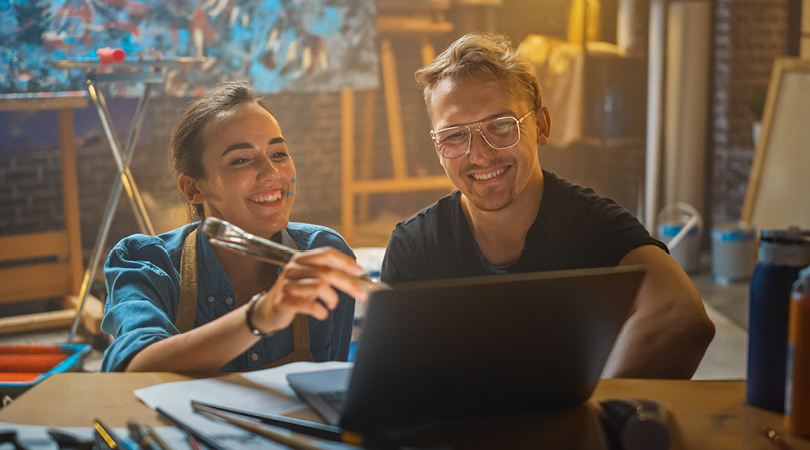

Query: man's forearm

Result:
[602,311,715,379]
[607,245,716,379]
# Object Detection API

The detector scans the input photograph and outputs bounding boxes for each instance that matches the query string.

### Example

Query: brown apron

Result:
[175,227,314,369]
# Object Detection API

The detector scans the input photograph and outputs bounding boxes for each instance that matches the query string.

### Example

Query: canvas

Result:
[0,0,379,96]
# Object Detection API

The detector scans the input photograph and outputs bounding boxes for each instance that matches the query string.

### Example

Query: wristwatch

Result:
[245,292,274,337]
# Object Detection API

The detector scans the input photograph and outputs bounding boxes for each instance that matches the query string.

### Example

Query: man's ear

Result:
[535,106,552,146]
[178,175,206,204]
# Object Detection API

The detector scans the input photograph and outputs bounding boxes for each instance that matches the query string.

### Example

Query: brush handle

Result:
[204,218,390,291]
[240,230,297,263]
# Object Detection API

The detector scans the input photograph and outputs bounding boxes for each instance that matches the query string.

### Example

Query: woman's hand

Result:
[250,247,369,334]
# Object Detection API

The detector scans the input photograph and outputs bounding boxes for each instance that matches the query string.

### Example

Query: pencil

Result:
[185,433,202,450]
[190,400,342,441]
[192,404,330,450]
[93,418,126,449]
[127,420,161,450]
[156,407,230,450]
[189,400,393,449]
[143,424,174,450]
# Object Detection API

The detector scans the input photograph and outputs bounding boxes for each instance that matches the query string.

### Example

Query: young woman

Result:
[100,80,368,373]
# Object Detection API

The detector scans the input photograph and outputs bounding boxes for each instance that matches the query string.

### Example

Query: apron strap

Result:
[178,225,315,367]
[261,235,314,369]
[176,227,199,333]
[260,314,314,369]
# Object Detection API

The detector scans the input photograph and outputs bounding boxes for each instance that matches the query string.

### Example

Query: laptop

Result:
[287,266,645,434]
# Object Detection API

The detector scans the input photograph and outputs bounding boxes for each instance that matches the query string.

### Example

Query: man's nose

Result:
[468,128,497,163]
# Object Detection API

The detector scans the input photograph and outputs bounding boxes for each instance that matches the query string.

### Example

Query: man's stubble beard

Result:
[465,183,517,212]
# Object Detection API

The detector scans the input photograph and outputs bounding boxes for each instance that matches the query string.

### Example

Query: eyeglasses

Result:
[430,108,536,159]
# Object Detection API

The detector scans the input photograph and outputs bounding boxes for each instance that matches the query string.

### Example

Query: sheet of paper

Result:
[134,361,353,444]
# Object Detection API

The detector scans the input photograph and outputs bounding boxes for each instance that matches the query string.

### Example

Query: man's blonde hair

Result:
[415,32,542,124]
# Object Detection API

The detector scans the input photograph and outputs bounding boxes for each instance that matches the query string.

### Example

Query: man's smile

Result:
[467,163,512,183]
[470,166,508,181]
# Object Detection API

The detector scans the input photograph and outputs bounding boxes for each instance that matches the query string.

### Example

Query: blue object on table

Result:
[747,228,810,412]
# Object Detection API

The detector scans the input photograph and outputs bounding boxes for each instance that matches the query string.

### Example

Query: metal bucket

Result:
[711,222,757,284]
[658,203,702,274]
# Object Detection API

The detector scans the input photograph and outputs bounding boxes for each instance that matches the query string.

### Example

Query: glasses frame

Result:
[430,108,537,159]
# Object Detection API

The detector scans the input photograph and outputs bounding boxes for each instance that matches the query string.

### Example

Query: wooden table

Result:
[1,373,808,450]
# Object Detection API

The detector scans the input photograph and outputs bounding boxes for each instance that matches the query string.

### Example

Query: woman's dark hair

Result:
[170,79,271,220]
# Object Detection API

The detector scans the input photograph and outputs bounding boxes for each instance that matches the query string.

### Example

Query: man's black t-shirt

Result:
[381,170,666,283]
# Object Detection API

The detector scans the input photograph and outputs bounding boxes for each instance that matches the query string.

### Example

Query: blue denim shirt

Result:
[100,222,356,372]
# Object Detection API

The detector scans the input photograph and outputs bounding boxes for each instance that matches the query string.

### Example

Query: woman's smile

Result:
[248,189,284,205]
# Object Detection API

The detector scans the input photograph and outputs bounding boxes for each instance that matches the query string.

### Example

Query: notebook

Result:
[287,265,645,433]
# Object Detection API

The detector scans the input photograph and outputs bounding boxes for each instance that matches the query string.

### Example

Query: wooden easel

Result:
[0,93,104,335]
[340,6,455,245]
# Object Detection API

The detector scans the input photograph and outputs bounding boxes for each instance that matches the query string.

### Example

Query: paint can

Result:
[657,203,702,274]
[711,222,758,284]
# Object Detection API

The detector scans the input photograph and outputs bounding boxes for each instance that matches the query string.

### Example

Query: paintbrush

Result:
[201,217,390,293]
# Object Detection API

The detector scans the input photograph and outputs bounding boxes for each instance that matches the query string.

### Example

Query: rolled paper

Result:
[97,47,126,64]
[664,2,710,212]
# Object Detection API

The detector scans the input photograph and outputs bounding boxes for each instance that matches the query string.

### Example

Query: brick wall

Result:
[711,0,790,226]
[0,149,65,234]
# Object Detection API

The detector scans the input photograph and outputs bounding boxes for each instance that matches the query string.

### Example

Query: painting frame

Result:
[741,57,810,230]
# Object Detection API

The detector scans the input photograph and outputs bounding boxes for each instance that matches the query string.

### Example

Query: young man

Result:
[380,32,714,379]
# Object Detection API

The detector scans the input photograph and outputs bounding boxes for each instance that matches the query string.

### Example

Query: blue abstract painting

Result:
[0,0,379,95]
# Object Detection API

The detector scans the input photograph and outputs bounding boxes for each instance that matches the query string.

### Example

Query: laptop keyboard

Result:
[320,390,347,412]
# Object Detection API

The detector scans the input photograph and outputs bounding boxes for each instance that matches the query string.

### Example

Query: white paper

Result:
[134,361,354,446]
